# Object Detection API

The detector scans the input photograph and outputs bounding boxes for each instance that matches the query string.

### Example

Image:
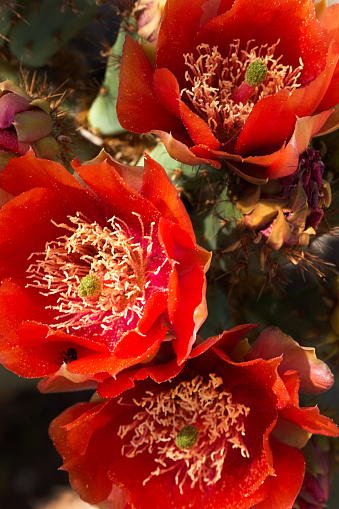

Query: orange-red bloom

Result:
[117,0,339,182]
[0,150,210,388]
[49,326,338,509]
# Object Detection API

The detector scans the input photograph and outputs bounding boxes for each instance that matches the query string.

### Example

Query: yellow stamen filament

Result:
[181,39,303,139]
[118,374,250,494]
[26,212,169,333]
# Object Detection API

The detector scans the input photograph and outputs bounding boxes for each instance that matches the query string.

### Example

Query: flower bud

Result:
[0,80,59,170]
[133,0,167,43]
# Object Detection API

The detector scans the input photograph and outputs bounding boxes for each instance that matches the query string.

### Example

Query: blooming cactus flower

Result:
[117,0,339,182]
[235,148,331,250]
[0,80,59,170]
[49,326,338,509]
[0,150,210,389]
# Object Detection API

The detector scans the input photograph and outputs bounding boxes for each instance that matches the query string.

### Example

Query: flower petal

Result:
[172,263,208,364]
[0,92,30,129]
[0,151,101,220]
[49,401,117,505]
[235,61,337,158]
[153,67,220,149]
[75,159,160,227]
[248,326,335,394]
[153,129,222,167]
[317,5,339,110]
[262,110,334,179]
[196,0,327,84]
[117,35,183,133]
[156,0,207,87]
[253,438,305,509]
[142,153,196,243]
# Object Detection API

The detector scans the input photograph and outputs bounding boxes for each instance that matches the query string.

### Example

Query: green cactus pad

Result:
[8,0,97,68]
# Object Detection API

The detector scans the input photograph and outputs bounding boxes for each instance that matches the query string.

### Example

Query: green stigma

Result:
[78,274,102,298]
[245,60,268,86]
[175,425,199,450]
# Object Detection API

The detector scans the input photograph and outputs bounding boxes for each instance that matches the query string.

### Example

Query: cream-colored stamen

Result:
[26,212,169,332]
[181,39,303,140]
[118,374,250,494]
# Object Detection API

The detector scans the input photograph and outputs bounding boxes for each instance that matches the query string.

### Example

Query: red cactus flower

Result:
[117,0,339,182]
[0,150,210,389]
[49,326,338,509]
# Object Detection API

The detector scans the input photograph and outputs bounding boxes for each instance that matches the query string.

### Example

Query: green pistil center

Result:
[175,424,199,450]
[78,274,102,298]
[245,60,268,86]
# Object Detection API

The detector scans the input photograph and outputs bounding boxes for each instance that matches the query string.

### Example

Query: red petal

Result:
[136,291,169,335]
[167,264,180,321]
[0,279,50,344]
[153,67,220,149]
[318,5,339,109]
[179,99,220,149]
[117,35,183,133]
[0,151,101,219]
[172,264,208,364]
[75,159,160,228]
[214,352,290,410]
[277,371,339,437]
[0,279,57,377]
[97,357,183,399]
[67,321,168,378]
[142,154,196,240]
[235,62,337,157]
[315,40,339,111]
[189,324,258,359]
[196,0,327,85]
[156,0,207,88]
[76,150,144,194]
[0,187,72,281]
[18,321,110,352]
[217,0,237,14]
[254,438,305,509]
[320,4,339,39]
[262,111,333,179]
[49,401,117,505]
[279,404,339,437]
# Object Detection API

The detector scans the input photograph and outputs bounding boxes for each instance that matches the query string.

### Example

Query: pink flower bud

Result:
[0,81,59,170]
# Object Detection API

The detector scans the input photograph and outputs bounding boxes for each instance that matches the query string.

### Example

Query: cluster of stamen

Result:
[26,212,166,332]
[118,374,250,493]
[182,39,303,141]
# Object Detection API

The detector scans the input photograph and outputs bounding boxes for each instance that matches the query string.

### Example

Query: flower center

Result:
[182,39,303,143]
[118,374,250,494]
[26,212,168,333]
